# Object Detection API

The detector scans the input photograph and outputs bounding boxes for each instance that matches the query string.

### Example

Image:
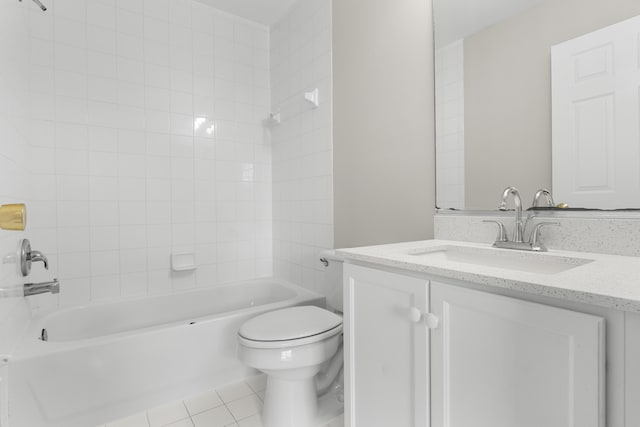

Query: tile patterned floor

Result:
[97,374,344,427]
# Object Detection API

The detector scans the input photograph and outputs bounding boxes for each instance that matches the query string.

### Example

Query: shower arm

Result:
[19,0,47,12]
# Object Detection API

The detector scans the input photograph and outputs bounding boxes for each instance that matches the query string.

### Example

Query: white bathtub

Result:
[8,279,324,427]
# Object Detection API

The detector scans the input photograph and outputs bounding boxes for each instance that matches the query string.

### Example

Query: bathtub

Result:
[8,278,324,427]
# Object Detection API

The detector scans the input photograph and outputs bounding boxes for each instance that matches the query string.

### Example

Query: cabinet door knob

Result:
[425,313,440,329]
[409,308,439,329]
[409,307,423,323]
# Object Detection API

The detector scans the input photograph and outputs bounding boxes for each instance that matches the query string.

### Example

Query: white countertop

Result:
[336,240,640,312]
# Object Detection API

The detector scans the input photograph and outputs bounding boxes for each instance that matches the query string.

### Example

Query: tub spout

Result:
[24,278,59,297]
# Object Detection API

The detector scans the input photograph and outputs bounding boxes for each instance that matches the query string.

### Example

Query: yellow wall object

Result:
[0,204,26,230]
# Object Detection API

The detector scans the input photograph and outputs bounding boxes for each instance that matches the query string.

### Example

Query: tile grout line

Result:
[179,400,194,427]
[215,388,241,426]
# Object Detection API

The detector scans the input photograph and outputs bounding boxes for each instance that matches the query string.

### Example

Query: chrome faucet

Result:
[485,187,560,252]
[532,189,555,208]
[498,186,524,243]
[24,278,59,297]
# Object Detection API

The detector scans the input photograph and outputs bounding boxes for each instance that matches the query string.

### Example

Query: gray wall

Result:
[332,0,435,248]
[464,0,640,210]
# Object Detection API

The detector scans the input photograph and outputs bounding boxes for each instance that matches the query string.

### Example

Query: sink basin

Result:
[406,245,593,274]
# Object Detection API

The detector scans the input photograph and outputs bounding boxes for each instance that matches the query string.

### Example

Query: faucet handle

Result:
[483,220,508,242]
[531,189,555,208]
[29,250,49,270]
[19,239,49,277]
[529,222,560,248]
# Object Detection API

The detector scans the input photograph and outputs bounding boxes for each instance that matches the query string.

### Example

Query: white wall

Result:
[27,0,273,307]
[0,1,32,423]
[271,0,334,294]
[333,0,436,248]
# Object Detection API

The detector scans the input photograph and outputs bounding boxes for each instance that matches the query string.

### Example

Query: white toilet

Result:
[237,250,344,427]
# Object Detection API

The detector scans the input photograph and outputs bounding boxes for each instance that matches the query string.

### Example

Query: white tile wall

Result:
[270,0,334,294]
[1,1,335,425]
[435,40,465,209]
[27,0,273,307]
[0,1,33,424]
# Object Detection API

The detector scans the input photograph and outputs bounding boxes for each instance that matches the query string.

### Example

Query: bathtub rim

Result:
[12,277,325,360]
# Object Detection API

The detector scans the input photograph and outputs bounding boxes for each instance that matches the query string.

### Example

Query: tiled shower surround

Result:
[21,0,333,307]
[1,0,334,421]
[0,2,31,424]
[27,0,274,305]
[271,1,334,295]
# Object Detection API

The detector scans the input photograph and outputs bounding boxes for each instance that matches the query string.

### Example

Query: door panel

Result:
[431,282,605,427]
[344,264,429,427]
[552,15,640,208]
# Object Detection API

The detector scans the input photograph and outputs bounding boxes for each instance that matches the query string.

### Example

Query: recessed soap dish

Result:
[171,252,196,272]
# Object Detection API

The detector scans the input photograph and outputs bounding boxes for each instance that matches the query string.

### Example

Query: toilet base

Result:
[315,382,345,426]
[262,375,318,427]
[261,376,344,427]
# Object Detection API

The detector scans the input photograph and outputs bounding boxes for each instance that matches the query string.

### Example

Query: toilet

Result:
[237,250,344,427]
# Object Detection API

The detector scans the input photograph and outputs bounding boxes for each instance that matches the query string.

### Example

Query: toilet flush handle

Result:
[408,307,439,329]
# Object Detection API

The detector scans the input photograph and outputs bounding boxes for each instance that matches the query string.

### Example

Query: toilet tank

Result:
[319,249,344,312]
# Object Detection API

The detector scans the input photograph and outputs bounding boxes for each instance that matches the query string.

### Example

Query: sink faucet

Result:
[532,189,555,208]
[498,186,524,243]
[24,278,59,297]
[485,187,560,252]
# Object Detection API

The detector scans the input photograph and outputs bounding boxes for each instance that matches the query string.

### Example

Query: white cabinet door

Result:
[431,282,605,427]
[344,264,429,427]
[552,15,640,208]
[625,312,640,427]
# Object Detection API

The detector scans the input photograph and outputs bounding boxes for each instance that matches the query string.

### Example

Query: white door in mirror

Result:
[552,14,640,209]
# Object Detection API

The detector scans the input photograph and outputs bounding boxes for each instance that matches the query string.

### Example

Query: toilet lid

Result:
[239,306,343,342]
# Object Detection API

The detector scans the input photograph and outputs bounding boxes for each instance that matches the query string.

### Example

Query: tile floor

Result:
[97,374,344,427]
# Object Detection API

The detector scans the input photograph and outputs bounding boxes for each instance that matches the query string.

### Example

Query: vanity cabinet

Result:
[625,313,640,426]
[344,264,607,427]
[343,264,430,427]
[430,282,605,427]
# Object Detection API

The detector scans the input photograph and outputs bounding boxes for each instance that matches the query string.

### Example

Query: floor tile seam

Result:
[155,400,193,427]
[221,392,263,425]
[159,415,194,427]
[189,388,247,426]
[222,399,241,424]
[231,410,261,424]
[215,387,258,405]
[244,378,265,394]
[183,396,226,417]
[181,398,196,427]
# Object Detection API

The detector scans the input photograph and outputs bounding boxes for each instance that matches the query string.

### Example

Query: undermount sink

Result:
[405,245,594,275]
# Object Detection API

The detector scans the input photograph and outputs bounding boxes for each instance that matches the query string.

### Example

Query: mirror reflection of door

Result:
[552,15,640,209]
[433,0,640,210]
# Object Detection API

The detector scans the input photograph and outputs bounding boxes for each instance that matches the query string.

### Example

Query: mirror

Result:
[434,0,640,210]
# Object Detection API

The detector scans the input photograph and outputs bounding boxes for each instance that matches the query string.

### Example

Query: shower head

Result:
[19,0,47,11]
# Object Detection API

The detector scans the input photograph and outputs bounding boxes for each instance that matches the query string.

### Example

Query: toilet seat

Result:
[238,306,343,349]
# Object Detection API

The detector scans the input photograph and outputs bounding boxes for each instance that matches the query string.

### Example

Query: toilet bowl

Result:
[237,250,345,427]
[237,305,343,427]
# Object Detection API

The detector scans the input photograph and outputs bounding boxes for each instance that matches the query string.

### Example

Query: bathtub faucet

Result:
[24,278,59,297]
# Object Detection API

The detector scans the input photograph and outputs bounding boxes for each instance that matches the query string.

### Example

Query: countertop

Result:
[336,240,640,312]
